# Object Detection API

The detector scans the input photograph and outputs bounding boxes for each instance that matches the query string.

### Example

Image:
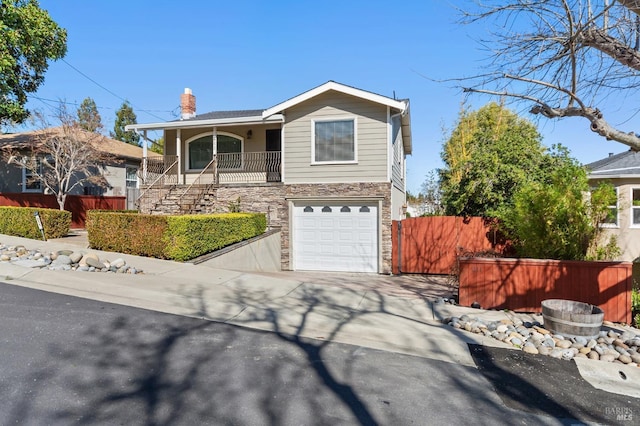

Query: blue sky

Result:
[16,0,634,193]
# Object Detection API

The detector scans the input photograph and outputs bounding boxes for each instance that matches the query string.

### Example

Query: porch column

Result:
[212,126,217,156]
[142,130,148,182]
[177,128,182,184]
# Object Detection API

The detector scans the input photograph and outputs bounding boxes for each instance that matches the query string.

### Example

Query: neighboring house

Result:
[586,150,640,261]
[126,81,412,273]
[0,127,144,200]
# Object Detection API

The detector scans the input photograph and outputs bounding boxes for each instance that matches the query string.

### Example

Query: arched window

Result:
[186,132,243,170]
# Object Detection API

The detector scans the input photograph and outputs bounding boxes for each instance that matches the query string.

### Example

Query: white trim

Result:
[263,81,407,118]
[600,186,620,228]
[125,114,284,131]
[280,121,286,183]
[589,173,640,179]
[185,131,244,171]
[310,116,358,165]
[591,166,640,173]
[176,129,182,183]
[386,106,392,182]
[21,161,42,193]
[630,186,640,228]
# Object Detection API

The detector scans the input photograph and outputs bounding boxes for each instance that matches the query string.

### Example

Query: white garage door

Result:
[292,202,378,273]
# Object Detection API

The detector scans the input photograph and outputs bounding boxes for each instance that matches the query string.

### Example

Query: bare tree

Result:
[1,105,116,210]
[459,0,640,150]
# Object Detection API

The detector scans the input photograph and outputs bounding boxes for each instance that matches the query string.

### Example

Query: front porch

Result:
[136,151,282,214]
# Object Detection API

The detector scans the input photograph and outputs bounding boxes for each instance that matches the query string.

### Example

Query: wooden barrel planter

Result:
[541,299,604,339]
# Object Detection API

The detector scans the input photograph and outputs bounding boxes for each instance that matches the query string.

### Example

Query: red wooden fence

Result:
[458,257,632,323]
[0,193,125,228]
[392,216,508,274]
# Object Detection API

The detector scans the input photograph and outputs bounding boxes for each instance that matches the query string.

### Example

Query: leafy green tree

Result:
[496,148,619,260]
[111,101,140,146]
[150,136,164,154]
[439,102,545,216]
[76,97,103,133]
[0,0,67,125]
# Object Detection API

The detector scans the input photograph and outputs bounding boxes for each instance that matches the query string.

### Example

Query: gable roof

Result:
[262,81,408,117]
[263,81,411,154]
[586,150,640,178]
[0,128,147,162]
[125,81,412,154]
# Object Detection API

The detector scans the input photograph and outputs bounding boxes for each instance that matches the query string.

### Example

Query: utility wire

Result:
[60,58,171,122]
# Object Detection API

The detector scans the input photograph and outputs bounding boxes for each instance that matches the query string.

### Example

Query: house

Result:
[126,81,412,273]
[586,150,640,261]
[0,127,145,208]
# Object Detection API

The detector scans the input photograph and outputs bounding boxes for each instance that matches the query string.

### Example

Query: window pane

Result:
[315,120,354,162]
[603,207,617,225]
[633,189,640,206]
[189,137,213,169]
[634,208,640,225]
[217,135,241,154]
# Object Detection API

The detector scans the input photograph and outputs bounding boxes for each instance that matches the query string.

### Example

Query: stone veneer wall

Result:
[163,182,393,274]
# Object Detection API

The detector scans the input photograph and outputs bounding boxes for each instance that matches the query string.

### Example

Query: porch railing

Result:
[217,151,281,183]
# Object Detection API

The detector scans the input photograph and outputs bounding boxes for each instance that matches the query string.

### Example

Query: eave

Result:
[125,114,285,132]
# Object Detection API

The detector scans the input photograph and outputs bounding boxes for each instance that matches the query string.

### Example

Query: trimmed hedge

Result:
[86,211,169,258]
[164,213,267,261]
[86,211,267,261]
[0,206,71,239]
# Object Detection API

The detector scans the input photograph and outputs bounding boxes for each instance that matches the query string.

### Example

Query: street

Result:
[0,282,636,425]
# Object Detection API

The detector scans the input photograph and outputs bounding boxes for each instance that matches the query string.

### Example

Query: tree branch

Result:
[463,86,640,150]
[578,27,640,71]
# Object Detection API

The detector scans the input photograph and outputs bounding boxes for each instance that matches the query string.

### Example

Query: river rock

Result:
[52,255,72,265]
[57,249,74,257]
[496,324,508,333]
[600,354,616,362]
[556,340,572,349]
[588,351,600,360]
[618,354,632,364]
[85,257,105,269]
[523,344,538,354]
[69,252,83,264]
[111,258,126,269]
[579,347,591,355]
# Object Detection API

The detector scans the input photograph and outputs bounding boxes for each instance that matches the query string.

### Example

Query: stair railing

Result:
[176,156,217,212]
[136,156,179,213]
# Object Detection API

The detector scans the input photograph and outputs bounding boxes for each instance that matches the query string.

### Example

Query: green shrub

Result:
[86,211,266,261]
[164,213,267,261]
[0,206,70,239]
[86,211,169,258]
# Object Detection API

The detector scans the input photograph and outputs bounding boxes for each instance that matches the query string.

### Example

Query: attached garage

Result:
[292,201,379,273]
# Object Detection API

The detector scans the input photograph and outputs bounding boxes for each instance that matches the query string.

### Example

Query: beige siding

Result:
[591,177,640,261]
[283,91,389,183]
[164,125,282,169]
[391,115,404,191]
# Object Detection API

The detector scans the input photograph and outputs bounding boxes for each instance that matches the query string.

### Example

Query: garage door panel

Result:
[293,202,378,273]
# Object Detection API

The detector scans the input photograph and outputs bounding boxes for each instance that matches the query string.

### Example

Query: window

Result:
[313,119,355,163]
[600,186,619,227]
[22,158,42,193]
[632,188,640,227]
[126,167,138,188]
[186,132,243,170]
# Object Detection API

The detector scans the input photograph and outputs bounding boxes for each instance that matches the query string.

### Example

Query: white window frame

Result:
[125,166,139,189]
[631,187,640,228]
[311,117,358,165]
[600,186,620,228]
[185,131,244,171]
[21,158,43,193]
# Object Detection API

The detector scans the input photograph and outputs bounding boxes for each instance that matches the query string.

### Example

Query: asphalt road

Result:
[0,282,635,425]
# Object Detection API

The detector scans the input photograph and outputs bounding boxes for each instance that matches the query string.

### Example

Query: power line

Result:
[60,58,171,122]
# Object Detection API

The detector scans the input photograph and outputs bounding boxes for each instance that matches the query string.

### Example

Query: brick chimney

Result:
[180,88,196,120]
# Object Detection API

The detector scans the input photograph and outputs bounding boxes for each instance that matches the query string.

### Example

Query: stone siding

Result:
[145,182,392,274]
